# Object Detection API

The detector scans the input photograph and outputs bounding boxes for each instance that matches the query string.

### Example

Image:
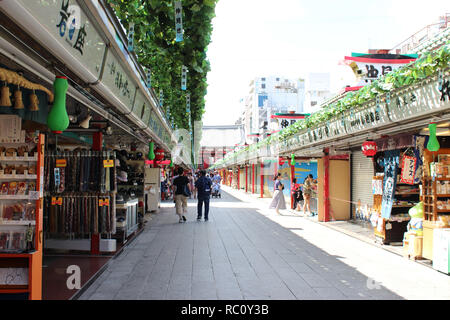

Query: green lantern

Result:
[426,122,440,152]
[47,76,69,134]
[148,142,155,160]
[290,154,296,166]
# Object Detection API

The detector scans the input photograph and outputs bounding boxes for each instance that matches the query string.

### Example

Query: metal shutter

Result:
[351,150,374,210]
[239,169,245,190]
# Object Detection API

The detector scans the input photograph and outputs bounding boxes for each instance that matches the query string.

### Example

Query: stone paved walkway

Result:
[79,188,450,300]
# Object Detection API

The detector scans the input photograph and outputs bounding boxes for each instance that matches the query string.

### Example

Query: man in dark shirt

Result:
[195,170,212,221]
[172,167,190,223]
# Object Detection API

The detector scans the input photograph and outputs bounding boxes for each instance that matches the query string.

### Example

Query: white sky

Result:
[203,0,449,125]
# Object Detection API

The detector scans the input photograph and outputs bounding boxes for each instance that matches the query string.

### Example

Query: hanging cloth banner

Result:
[381,150,400,219]
[375,133,415,152]
[181,65,187,90]
[414,135,426,184]
[159,89,164,107]
[186,93,190,113]
[127,22,135,52]
[400,155,417,185]
[174,1,183,42]
[146,68,151,89]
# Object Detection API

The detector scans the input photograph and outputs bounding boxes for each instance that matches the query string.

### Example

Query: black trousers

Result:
[197,196,210,219]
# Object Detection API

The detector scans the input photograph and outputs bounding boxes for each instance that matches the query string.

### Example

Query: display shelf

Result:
[0,132,44,300]
[396,193,420,195]
[0,221,36,226]
[392,204,415,207]
[0,289,29,294]
[0,195,35,200]
[0,252,36,258]
[0,154,38,162]
[0,174,37,180]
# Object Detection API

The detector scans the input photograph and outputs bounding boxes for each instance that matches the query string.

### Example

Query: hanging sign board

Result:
[141,105,151,126]
[400,155,417,185]
[388,77,449,121]
[13,0,106,82]
[174,1,183,42]
[132,90,146,119]
[103,51,136,111]
[344,56,416,85]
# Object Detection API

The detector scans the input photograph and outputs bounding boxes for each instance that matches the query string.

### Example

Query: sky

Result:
[202,0,449,125]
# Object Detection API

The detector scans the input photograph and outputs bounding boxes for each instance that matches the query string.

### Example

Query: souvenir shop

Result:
[0,1,177,300]
[358,125,450,271]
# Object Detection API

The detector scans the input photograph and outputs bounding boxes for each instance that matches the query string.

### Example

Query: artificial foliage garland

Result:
[212,43,450,169]
[109,0,217,133]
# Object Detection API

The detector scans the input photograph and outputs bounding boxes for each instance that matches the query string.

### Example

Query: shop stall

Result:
[0,118,44,300]
[370,134,421,245]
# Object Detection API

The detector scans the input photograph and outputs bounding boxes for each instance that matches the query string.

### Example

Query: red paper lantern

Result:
[278,157,285,166]
[155,148,164,161]
[362,140,377,157]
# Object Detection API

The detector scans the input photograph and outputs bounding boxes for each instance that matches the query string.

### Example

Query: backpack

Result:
[196,177,212,195]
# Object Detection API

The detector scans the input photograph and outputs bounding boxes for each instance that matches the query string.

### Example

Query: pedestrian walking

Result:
[172,167,191,223]
[302,174,316,216]
[291,178,303,211]
[195,170,212,221]
[187,172,195,199]
[269,173,286,214]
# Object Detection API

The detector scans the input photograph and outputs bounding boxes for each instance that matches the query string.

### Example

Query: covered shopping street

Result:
[79,187,450,300]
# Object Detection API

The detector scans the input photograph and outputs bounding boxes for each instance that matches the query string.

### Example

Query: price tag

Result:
[386,222,392,230]
[56,159,67,167]
[57,197,63,206]
[51,197,56,205]
[104,198,110,206]
[103,160,114,168]
[99,199,104,207]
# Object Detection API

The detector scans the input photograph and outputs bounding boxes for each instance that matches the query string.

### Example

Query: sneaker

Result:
[197,217,201,221]
[182,216,187,222]
[179,218,183,223]
[205,218,208,221]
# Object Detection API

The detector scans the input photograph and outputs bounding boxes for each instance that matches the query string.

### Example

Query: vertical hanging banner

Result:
[127,22,135,52]
[181,65,188,90]
[400,155,417,185]
[381,150,400,219]
[174,1,183,42]
[146,68,151,89]
[159,89,164,107]
[186,93,191,114]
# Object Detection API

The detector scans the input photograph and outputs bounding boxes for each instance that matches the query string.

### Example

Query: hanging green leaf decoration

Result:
[109,0,218,134]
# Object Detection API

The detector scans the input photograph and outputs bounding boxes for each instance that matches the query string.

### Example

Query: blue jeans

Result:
[197,196,210,219]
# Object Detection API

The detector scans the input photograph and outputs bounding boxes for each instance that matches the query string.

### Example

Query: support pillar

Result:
[260,162,264,198]
[290,163,295,209]
[91,132,102,255]
[252,164,255,194]
[245,165,248,193]
[237,167,240,190]
[324,148,330,222]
